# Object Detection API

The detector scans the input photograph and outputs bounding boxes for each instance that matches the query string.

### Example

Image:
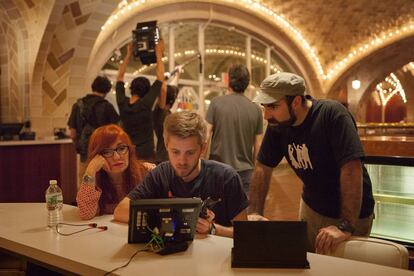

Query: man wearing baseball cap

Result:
[249,72,375,254]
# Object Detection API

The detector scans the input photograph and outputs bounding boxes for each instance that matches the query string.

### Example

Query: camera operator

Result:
[116,39,166,162]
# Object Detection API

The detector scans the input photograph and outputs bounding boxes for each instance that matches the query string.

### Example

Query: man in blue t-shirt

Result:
[114,111,248,238]
[249,72,375,253]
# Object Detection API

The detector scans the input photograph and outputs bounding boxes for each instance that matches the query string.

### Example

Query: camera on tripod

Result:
[132,20,160,65]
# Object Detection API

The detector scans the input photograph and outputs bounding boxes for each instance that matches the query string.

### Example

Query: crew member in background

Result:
[67,76,119,187]
[206,64,263,194]
[116,39,166,162]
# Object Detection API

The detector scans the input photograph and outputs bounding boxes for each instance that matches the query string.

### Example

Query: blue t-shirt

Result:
[128,160,249,226]
[258,97,374,218]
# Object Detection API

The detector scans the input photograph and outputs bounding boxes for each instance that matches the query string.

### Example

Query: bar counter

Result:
[0,139,77,204]
[360,136,414,157]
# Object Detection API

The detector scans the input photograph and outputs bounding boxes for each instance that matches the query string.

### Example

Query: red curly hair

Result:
[87,124,148,214]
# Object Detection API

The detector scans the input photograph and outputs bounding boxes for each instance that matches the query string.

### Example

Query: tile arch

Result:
[0,8,23,122]
[77,1,322,100]
[326,36,414,121]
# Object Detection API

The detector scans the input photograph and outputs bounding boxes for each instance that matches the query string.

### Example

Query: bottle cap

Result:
[49,180,57,185]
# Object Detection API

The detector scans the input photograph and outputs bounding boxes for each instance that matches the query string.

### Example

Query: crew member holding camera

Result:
[115,39,166,162]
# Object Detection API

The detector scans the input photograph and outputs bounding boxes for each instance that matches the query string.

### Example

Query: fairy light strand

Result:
[100,0,414,82]
[376,73,407,106]
[130,48,281,75]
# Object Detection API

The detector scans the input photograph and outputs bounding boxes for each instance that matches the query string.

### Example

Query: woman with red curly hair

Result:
[76,124,154,219]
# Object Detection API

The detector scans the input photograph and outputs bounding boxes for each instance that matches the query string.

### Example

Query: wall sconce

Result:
[351,79,361,90]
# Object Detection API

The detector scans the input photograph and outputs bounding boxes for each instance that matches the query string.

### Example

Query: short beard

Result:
[268,104,296,129]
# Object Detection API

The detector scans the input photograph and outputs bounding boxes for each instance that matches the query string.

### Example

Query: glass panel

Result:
[365,163,414,244]
[174,23,200,81]
[371,202,414,244]
[271,50,288,74]
[251,39,266,87]
[172,85,201,113]
[367,164,414,197]
[204,25,246,84]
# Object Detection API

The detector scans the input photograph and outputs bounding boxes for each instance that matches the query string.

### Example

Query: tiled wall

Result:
[0,7,21,123]
[35,1,98,138]
[0,0,51,124]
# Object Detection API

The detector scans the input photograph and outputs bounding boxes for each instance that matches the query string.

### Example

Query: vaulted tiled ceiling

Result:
[108,0,414,84]
[260,0,414,69]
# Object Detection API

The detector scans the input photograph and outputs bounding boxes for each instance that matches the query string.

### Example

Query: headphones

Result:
[55,222,108,236]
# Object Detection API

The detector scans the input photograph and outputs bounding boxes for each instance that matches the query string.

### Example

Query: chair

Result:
[330,236,409,269]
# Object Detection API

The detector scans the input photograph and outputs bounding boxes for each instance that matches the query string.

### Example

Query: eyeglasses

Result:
[101,144,129,158]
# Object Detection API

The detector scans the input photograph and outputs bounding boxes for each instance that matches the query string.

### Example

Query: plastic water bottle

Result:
[45,179,63,228]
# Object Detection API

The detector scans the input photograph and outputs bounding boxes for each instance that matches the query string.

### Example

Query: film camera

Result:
[132,20,160,65]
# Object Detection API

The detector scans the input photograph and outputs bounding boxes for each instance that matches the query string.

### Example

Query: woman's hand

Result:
[85,155,110,176]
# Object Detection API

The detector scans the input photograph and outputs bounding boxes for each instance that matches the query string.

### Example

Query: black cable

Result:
[56,226,93,236]
[55,223,103,236]
[58,222,97,227]
[103,248,149,276]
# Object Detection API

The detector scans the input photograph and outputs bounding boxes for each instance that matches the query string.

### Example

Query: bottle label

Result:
[46,193,63,211]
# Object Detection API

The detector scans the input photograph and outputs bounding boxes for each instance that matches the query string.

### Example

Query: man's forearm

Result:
[69,128,77,141]
[113,197,130,223]
[252,134,263,164]
[214,224,233,238]
[340,159,363,226]
[155,40,165,81]
[248,163,272,215]
[117,43,132,81]
[214,209,247,238]
[203,123,213,159]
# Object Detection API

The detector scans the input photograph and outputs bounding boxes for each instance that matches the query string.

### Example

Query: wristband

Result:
[336,219,355,234]
[82,174,95,184]
[209,222,216,235]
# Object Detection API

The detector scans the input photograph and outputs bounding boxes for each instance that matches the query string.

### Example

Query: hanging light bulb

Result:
[352,79,361,90]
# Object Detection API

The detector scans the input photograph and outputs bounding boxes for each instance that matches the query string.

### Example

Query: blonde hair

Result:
[163,111,207,145]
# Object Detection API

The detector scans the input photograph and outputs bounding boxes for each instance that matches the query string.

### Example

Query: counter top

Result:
[0,138,73,146]
[0,203,412,276]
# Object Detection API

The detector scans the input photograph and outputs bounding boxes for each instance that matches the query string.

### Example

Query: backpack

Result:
[75,97,105,160]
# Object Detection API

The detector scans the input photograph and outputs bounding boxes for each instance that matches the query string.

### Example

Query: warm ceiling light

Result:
[351,79,361,90]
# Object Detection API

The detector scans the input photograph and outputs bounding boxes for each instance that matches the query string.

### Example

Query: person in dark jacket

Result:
[115,39,166,162]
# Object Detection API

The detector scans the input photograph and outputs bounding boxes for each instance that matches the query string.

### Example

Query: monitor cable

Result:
[55,222,108,236]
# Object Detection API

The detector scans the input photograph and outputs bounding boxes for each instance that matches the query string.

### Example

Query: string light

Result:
[375,73,407,106]
[100,0,414,83]
[402,61,414,74]
[132,48,281,75]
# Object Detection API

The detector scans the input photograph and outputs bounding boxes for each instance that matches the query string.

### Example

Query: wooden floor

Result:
[262,160,303,221]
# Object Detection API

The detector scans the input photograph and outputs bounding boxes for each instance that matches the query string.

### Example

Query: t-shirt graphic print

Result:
[288,143,313,170]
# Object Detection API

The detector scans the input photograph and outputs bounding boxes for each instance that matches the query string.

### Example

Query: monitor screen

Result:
[0,123,24,140]
[128,198,202,244]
